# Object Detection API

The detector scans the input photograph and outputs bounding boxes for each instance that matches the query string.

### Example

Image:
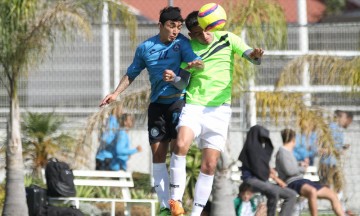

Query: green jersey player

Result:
[163,11,264,216]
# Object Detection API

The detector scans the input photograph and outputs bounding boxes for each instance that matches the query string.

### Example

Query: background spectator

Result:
[95,107,121,170]
[238,125,297,216]
[234,182,267,216]
[96,109,142,171]
[110,113,142,171]
[277,129,343,216]
[319,110,353,191]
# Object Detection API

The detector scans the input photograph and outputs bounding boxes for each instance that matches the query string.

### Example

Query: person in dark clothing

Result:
[238,125,297,216]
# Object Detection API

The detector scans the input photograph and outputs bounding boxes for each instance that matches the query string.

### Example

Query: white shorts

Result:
[177,103,231,152]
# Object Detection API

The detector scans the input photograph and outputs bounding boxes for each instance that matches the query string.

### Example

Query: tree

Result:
[21,112,75,178]
[0,0,136,214]
[323,0,346,15]
[76,1,360,215]
[256,55,360,191]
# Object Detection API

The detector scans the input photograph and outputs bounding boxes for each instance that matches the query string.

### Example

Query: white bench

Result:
[303,166,320,182]
[42,169,157,216]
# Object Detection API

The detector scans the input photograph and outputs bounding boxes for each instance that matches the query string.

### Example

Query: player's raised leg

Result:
[169,126,194,216]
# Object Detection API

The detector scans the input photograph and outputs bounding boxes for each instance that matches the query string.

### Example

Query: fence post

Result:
[242,29,257,128]
[297,0,311,106]
[102,2,110,98]
[114,28,121,89]
[111,200,116,216]
[248,78,257,127]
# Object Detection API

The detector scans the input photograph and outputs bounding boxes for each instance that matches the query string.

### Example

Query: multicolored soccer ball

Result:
[198,3,227,32]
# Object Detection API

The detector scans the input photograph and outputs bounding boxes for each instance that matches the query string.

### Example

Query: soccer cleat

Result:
[158,207,172,216]
[168,199,185,216]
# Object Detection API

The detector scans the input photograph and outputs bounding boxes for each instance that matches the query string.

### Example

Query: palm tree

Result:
[21,112,75,178]
[76,1,360,215]
[256,55,360,191]
[0,0,136,214]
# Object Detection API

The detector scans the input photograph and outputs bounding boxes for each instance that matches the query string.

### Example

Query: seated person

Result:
[238,125,297,216]
[276,128,344,216]
[234,182,266,216]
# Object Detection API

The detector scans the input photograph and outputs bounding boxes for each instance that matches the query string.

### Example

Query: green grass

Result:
[300,212,336,216]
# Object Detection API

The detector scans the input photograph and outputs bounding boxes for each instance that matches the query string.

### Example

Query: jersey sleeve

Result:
[180,36,201,63]
[126,45,146,80]
[228,31,252,57]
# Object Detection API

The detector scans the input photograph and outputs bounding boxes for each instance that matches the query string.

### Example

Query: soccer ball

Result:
[198,3,227,32]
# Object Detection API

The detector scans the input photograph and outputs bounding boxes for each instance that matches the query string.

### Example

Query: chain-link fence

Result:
[1,23,359,129]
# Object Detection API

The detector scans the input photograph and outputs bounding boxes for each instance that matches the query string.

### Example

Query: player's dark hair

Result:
[159,6,183,25]
[334,109,344,118]
[345,111,353,119]
[120,113,132,127]
[239,182,253,194]
[281,128,296,144]
[185,11,199,31]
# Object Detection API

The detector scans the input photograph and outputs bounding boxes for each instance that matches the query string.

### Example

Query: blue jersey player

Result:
[99,6,203,216]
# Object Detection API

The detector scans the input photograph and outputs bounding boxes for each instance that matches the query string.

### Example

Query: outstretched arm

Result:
[163,68,191,90]
[99,75,133,107]
[242,48,264,65]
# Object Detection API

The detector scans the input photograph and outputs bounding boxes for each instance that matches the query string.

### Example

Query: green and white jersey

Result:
[186,31,251,106]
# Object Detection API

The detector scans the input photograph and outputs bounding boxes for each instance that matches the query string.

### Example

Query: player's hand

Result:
[163,69,176,82]
[343,144,350,150]
[99,93,118,107]
[278,180,287,188]
[250,48,264,59]
[255,203,267,216]
[185,60,204,70]
[136,145,142,152]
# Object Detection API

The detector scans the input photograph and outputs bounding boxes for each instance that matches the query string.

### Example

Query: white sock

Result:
[170,153,186,201]
[337,191,347,212]
[191,172,214,216]
[152,163,170,209]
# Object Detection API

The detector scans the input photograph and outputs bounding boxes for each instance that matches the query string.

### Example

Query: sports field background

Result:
[0,1,359,213]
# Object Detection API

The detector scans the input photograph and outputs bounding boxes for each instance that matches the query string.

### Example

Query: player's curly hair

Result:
[159,6,183,24]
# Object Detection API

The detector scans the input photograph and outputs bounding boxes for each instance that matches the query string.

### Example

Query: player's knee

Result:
[152,151,167,163]
[200,160,217,175]
[309,187,317,197]
[173,139,190,155]
[303,186,317,198]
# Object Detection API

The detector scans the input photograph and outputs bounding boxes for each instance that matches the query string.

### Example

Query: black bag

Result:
[45,158,76,197]
[25,184,48,216]
[40,206,84,216]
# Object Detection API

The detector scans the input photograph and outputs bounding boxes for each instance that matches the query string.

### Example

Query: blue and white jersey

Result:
[126,33,200,103]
